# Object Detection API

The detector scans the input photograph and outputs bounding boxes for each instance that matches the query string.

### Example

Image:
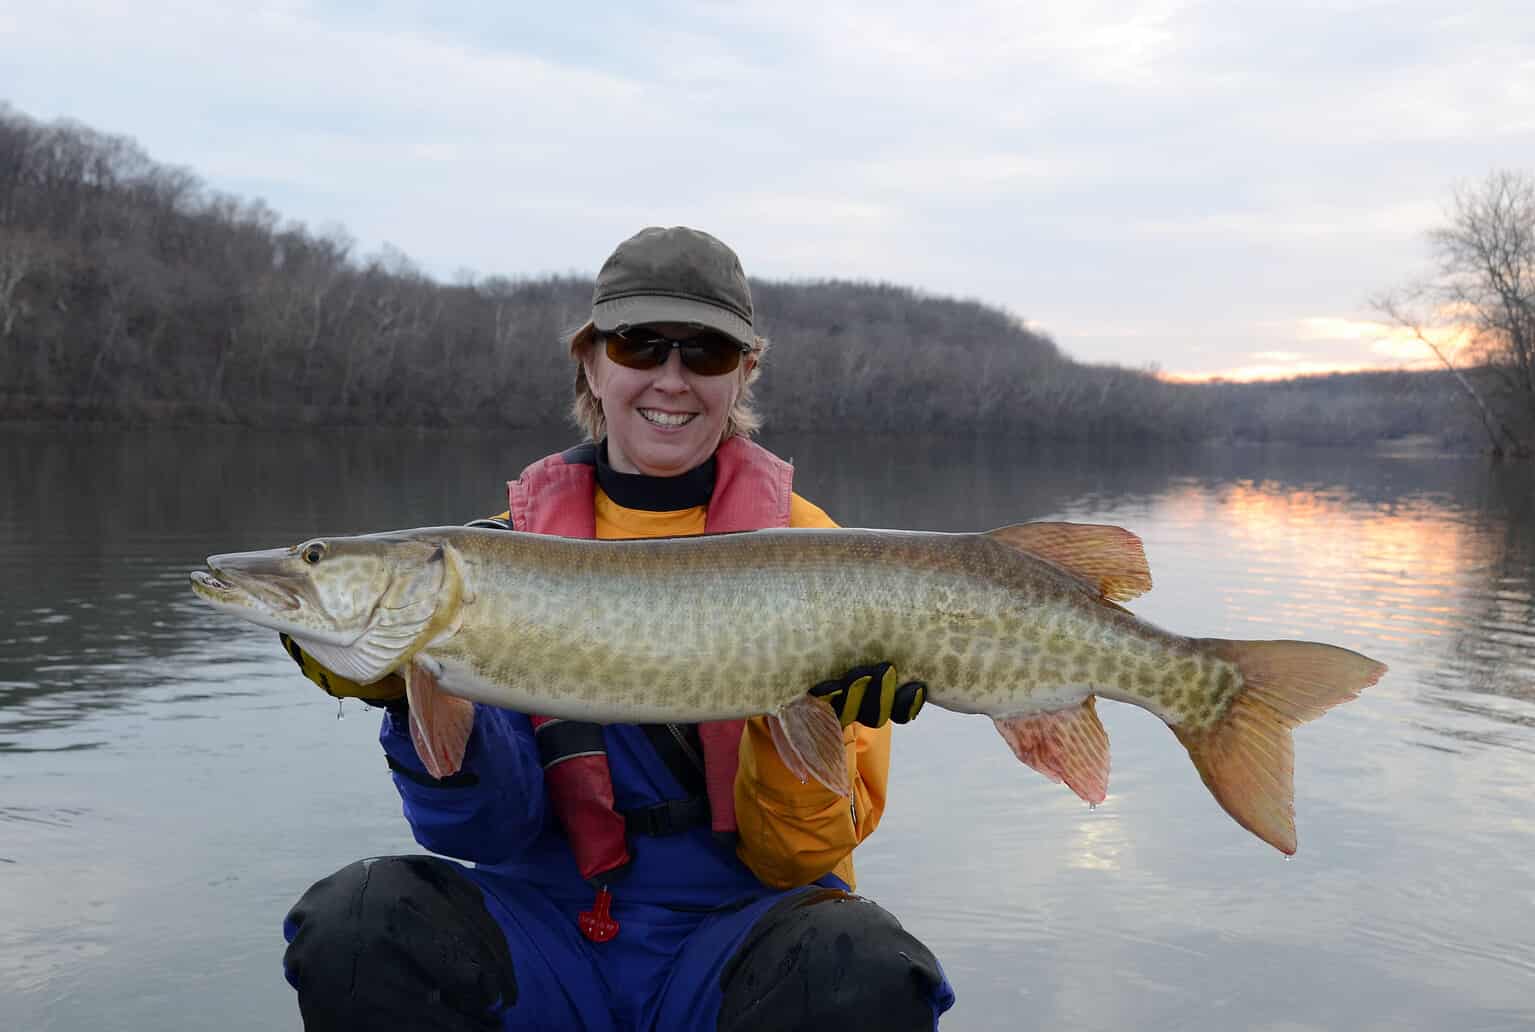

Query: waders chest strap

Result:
[620,796,712,837]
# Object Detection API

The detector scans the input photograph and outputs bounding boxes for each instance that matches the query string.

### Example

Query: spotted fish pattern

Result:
[192,521,1386,854]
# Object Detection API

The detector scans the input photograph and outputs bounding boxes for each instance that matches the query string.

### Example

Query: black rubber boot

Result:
[282,856,518,1031]
[717,888,946,1031]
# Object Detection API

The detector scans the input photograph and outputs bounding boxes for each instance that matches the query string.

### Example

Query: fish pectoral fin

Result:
[985,522,1152,603]
[768,695,852,798]
[295,606,436,686]
[993,697,1110,805]
[293,635,394,686]
[405,658,476,780]
[766,714,812,783]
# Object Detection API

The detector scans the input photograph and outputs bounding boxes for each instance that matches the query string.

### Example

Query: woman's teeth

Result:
[640,409,696,427]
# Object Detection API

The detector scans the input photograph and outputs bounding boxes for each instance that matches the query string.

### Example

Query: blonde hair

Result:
[566,320,769,443]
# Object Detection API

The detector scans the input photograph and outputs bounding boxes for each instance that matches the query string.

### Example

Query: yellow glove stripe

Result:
[876,665,897,726]
[906,684,926,721]
[841,675,871,728]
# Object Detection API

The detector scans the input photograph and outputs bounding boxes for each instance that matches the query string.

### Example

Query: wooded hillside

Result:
[0,104,1479,448]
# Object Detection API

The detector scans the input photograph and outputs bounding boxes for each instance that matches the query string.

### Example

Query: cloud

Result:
[1163,359,1385,383]
[4,0,1532,379]
[1115,200,1446,244]
[1296,315,1477,365]
[1296,317,1391,342]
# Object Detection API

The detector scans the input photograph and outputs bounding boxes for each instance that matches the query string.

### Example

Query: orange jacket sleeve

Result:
[733,493,892,890]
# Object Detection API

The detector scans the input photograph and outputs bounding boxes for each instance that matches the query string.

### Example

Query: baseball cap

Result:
[591,226,754,346]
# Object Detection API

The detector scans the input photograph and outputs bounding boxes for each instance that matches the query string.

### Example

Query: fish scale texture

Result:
[421,527,1243,728]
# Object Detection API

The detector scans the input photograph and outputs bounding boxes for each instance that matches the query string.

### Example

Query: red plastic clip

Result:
[579,886,619,943]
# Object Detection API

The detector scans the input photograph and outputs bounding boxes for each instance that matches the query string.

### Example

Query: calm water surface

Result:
[2,427,1532,1031]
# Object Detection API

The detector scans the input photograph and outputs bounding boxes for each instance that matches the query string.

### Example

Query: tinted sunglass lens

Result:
[606,334,666,369]
[680,340,742,375]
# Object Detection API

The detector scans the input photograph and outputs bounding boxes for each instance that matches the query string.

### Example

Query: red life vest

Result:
[507,435,794,886]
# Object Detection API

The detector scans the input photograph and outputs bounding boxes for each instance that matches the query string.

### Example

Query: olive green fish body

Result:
[191,522,1385,855]
[426,528,1209,726]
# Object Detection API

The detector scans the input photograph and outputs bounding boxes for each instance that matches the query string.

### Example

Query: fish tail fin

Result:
[405,658,476,780]
[1173,640,1386,855]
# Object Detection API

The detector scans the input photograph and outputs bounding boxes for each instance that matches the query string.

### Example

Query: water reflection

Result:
[0,426,545,751]
[2,427,1532,754]
[1145,475,1535,738]
[2,427,1534,1031]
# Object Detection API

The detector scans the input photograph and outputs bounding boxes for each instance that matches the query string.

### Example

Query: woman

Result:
[279,226,956,1030]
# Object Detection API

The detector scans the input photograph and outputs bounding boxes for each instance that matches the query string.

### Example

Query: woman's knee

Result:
[283,855,518,1031]
[718,888,953,1031]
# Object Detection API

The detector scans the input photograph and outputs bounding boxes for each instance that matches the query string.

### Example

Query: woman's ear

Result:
[581,348,602,400]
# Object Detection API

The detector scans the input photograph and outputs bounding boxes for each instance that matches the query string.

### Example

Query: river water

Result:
[1,427,1532,1031]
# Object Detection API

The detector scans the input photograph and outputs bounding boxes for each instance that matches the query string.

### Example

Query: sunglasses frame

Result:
[603,328,751,377]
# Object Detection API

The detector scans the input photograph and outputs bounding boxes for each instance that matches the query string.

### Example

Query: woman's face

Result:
[581,323,754,477]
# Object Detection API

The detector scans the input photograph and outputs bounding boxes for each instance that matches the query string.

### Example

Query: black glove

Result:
[279,633,406,705]
[810,662,927,729]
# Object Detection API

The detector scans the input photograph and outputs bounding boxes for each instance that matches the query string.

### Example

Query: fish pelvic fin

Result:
[985,522,1152,603]
[768,694,852,797]
[405,658,476,780]
[993,697,1110,805]
[1174,639,1387,855]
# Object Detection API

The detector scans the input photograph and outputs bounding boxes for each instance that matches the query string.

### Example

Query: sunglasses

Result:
[604,328,751,376]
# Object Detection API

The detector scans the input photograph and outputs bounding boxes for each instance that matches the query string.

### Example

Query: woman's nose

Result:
[652,348,689,389]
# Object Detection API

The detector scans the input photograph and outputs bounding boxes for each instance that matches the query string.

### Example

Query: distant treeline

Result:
[0,104,1481,449]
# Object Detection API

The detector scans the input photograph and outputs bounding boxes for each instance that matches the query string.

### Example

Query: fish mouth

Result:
[191,566,300,612]
[190,569,233,594]
[189,565,361,648]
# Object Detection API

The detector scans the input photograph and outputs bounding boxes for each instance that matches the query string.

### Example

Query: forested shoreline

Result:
[0,105,1484,449]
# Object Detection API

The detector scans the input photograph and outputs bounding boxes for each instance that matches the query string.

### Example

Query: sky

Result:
[4,0,1532,379]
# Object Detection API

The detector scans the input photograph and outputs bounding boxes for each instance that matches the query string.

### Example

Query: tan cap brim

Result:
[593,295,754,346]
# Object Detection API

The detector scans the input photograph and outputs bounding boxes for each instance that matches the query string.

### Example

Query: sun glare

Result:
[1160,312,1480,383]
[1155,482,1478,643]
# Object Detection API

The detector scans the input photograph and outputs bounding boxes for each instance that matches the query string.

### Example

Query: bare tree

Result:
[0,229,48,338]
[1374,291,1519,455]
[1376,170,1535,457]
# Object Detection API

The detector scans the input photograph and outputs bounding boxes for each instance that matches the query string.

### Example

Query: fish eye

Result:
[301,542,327,565]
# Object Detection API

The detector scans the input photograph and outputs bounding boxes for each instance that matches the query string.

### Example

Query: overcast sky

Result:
[5,1,1532,378]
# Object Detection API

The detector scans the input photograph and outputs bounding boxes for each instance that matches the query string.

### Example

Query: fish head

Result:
[190,532,461,682]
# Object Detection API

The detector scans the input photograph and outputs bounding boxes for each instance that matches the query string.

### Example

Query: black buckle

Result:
[621,797,710,837]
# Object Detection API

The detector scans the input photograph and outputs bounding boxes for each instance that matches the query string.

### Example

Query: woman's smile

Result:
[638,407,698,429]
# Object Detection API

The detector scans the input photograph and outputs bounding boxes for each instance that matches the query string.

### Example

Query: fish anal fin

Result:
[768,695,852,797]
[993,697,1110,805]
[986,522,1152,603]
[405,658,475,780]
[1174,639,1387,855]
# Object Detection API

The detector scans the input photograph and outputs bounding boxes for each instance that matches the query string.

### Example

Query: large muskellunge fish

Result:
[189,522,1385,854]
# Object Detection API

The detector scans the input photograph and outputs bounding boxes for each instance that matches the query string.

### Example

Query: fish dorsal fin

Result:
[985,522,1152,602]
